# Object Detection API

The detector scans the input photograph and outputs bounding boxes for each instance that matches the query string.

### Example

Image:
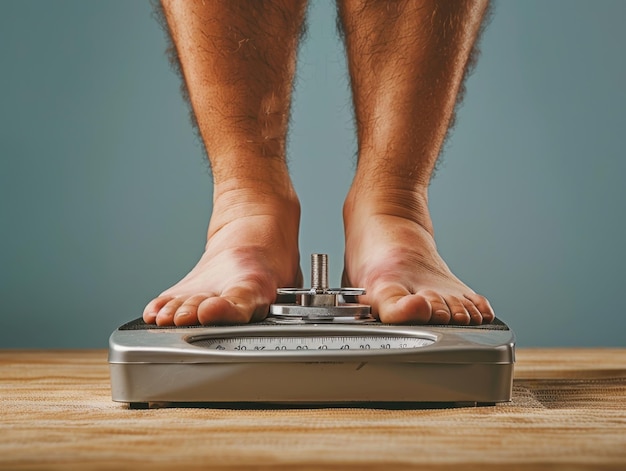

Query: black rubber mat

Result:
[119,317,510,331]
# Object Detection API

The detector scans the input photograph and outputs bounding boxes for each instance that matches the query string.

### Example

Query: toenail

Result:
[176,311,190,318]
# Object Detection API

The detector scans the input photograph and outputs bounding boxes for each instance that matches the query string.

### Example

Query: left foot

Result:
[343,187,495,325]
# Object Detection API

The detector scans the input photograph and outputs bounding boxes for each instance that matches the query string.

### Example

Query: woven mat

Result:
[0,349,624,470]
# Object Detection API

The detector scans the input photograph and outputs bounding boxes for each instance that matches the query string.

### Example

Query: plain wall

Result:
[1,0,625,348]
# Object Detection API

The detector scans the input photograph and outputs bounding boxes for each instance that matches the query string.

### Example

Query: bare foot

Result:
[342,188,494,325]
[143,185,301,326]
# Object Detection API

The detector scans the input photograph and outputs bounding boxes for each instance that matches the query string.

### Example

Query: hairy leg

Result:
[143,0,307,326]
[338,0,495,324]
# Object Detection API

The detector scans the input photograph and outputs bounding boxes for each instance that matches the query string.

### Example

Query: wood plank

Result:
[0,349,624,470]
[515,348,626,379]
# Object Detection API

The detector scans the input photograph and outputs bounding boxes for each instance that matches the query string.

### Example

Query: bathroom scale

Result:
[109,255,515,408]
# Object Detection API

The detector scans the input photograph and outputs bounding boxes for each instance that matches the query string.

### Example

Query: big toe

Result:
[374,284,435,324]
[197,285,272,325]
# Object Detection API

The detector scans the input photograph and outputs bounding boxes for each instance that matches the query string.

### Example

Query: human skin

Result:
[143,0,495,327]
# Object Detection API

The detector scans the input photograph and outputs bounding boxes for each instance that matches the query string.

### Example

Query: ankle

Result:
[212,148,293,188]
[209,176,300,240]
[213,152,298,202]
[344,183,433,236]
[213,179,299,214]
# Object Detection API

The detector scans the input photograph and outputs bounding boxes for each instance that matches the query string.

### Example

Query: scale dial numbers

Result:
[194,336,435,352]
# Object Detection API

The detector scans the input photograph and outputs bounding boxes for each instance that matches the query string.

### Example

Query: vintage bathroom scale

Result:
[109,254,515,408]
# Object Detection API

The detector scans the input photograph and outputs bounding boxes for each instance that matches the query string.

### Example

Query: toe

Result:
[197,297,235,325]
[143,296,174,324]
[464,293,495,323]
[417,289,452,325]
[197,297,268,325]
[156,297,185,326]
[375,284,433,324]
[462,297,484,325]
[444,295,471,326]
[173,295,207,326]
[197,285,272,325]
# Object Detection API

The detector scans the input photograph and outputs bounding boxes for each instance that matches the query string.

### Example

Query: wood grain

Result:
[0,349,624,470]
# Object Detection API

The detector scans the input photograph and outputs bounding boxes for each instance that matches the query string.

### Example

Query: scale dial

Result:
[190,335,436,351]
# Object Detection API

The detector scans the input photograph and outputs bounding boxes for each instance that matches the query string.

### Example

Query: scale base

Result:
[109,318,515,407]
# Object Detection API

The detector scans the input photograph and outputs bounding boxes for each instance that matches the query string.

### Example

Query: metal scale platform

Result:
[109,254,515,408]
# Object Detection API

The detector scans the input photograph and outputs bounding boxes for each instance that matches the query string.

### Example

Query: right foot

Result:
[143,185,301,326]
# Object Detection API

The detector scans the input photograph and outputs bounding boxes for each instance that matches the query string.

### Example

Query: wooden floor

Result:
[0,349,624,470]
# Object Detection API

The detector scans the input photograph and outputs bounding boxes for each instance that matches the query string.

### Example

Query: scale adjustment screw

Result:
[311,253,329,293]
[272,253,371,321]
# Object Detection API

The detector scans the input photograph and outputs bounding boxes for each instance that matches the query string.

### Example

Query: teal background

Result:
[1,1,625,348]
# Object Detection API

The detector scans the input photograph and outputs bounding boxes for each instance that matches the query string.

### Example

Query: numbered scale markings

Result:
[193,336,435,351]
